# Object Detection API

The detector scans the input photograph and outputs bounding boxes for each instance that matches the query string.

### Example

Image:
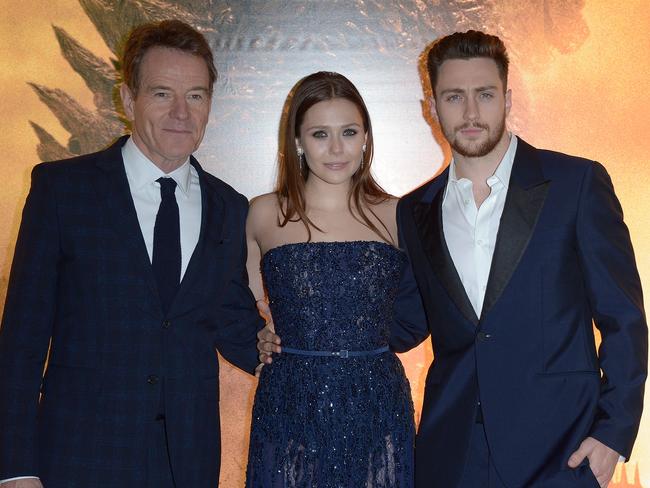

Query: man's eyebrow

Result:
[146,85,210,92]
[438,88,465,96]
[439,86,499,96]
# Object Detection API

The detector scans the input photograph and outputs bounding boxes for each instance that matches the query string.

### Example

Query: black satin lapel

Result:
[481,180,549,318]
[413,190,479,326]
[95,142,161,309]
[172,168,225,314]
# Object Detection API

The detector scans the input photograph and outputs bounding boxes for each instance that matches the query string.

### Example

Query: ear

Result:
[429,95,439,121]
[295,137,301,151]
[120,83,135,121]
[505,89,512,116]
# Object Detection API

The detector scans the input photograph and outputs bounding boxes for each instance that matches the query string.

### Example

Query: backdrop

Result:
[1,1,648,486]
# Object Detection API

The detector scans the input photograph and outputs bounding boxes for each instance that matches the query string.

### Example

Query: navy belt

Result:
[282,345,389,358]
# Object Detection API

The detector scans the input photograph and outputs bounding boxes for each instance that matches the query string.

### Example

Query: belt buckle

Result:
[332,349,349,358]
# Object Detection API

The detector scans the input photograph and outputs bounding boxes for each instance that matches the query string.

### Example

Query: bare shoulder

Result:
[370,195,399,223]
[249,192,279,217]
[247,192,280,232]
[367,195,398,242]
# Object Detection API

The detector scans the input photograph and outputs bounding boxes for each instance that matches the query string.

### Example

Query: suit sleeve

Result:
[0,164,60,478]
[214,194,264,375]
[576,162,647,459]
[389,198,430,353]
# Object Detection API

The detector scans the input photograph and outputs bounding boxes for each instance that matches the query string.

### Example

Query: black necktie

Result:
[153,177,181,313]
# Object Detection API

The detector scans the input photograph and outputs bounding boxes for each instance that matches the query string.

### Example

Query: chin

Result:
[162,144,194,157]
[453,137,499,158]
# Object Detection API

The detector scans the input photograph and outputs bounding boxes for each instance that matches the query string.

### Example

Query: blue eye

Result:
[447,94,461,102]
[343,128,358,136]
[479,92,494,99]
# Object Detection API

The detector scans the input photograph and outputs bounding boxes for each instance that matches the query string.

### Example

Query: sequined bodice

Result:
[262,241,406,351]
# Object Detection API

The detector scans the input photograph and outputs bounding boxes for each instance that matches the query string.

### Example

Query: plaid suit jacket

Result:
[0,136,262,486]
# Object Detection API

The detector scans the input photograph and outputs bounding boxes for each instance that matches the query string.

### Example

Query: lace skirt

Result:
[245,353,415,488]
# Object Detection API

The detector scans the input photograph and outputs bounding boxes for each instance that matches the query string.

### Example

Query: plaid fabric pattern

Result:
[0,137,262,486]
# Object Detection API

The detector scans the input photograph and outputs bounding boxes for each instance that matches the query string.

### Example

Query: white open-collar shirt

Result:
[442,134,518,317]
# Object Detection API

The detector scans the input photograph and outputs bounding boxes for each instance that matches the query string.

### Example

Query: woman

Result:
[245,72,414,488]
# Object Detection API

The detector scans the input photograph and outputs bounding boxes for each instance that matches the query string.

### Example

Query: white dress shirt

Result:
[0,138,202,485]
[122,136,202,280]
[442,135,517,317]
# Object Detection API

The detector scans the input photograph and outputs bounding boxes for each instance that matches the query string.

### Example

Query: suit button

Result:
[162,320,171,329]
[147,375,159,385]
[477,332,492,341]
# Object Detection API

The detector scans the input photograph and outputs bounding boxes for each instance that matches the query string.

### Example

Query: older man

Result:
[0,20,262,488]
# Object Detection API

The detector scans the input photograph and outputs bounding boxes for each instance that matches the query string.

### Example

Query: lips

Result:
[457,123,488,137]
[324,162,350,170]
[459,127,485,137]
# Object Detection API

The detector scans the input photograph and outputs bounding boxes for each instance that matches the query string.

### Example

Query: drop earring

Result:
[297,147,305,172]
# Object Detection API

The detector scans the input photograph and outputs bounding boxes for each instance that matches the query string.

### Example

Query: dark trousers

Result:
[457,421,508,488]
[457,422,601,488]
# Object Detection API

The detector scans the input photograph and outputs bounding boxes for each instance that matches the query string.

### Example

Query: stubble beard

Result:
[447,114,507,158]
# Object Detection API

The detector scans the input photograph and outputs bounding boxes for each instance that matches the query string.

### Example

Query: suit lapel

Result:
[95,136,162,309]
[413,171,479,326]
[171,158,226,315]
[480,139,550,319]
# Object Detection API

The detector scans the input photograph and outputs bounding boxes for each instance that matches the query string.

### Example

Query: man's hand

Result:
[568,436,620,487]
[2,479,43,488]
[255,300,281,377]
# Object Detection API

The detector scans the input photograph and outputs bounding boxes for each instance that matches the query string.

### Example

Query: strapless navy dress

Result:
[246,241,414,488]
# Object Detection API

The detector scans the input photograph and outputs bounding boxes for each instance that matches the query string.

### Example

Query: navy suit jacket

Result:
[392,138,647,487]
[0,136,262,486]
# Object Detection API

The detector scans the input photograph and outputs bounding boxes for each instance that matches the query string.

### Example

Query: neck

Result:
[131,134,187,174]
[155,159,187,174]
[453,132,511,185]
[304,176,352,211]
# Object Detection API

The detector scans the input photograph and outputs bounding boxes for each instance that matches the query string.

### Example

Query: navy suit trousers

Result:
[457,422,507,488]
[458,422,601,488]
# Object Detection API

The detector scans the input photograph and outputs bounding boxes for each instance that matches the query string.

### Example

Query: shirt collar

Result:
[491,133,518,189]
[122,136,192,196]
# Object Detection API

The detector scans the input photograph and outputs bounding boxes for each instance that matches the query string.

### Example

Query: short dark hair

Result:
[427,30,509,95]
[121,20,217,96]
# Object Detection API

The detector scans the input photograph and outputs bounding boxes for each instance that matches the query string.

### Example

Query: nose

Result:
[170,96,189,120]
[329,134,343,155]
[464,97,479,121]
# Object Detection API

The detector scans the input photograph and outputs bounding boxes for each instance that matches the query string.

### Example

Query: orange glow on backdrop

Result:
[1,1,648,486]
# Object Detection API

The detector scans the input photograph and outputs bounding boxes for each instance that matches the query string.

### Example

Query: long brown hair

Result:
[276,71,393,243]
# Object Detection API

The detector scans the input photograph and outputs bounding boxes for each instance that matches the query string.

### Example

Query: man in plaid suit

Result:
[0,20,262,487]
